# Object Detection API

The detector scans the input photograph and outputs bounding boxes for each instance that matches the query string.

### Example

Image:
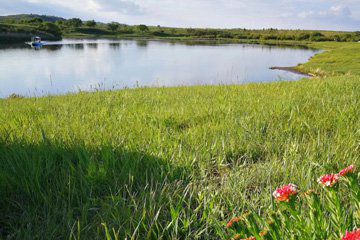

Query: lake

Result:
[0,39,318,98]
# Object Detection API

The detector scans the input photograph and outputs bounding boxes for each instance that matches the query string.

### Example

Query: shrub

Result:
[65,18,83,28]
[85,20,96,27]
[38,22,62,37]
[107,22,120,32]
[137,24,149,32]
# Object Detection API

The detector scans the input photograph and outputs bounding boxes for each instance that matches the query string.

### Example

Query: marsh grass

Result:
[1,72,359,239]
[297,42,360,76]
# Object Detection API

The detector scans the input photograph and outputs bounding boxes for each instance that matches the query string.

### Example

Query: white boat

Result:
[28,36,43,48]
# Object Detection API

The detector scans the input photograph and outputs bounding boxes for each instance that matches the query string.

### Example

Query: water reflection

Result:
[66,44,84,50]
[0,43,31,50]
[0,39,318,98]
[87,43,98,49]
[45,45,63,51]
[136,40,148,47]
[109,42,121,49]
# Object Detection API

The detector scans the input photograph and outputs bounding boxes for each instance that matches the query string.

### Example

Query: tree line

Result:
[2,16,360,42]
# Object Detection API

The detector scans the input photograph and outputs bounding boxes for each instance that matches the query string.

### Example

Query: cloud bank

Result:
[0,0,359,31]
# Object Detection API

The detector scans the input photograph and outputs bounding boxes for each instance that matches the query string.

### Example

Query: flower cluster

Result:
[317,165,355,188]
[339,165,355,177]
[342,229,360,240]
[272,183,299,202]
[318,173,340,187]
[226,165,357,239]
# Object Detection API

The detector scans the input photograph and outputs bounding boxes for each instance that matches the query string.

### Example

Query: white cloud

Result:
[330,5,351,17]
[0,0,359,31]
[298,5,352,18]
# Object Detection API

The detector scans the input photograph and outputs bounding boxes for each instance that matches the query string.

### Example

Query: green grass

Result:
[0,42,359,239]
[297,42,360,76]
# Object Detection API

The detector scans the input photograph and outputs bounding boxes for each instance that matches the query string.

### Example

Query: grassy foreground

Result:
[0,43,360,239]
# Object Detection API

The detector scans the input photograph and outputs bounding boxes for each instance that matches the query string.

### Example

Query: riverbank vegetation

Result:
[1,14,360,43]
[0,20,62,43]
[297,42,360,76]
[0,38,359,239]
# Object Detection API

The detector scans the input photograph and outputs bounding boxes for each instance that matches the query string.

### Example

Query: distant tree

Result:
[311,32,324,37]
[120,25,134,34]
[310,32,325,41]
[333,35,341,42]
[296,33,310,41]
[186,28,196,35]
[344,33,354,42]
[137,24,149,32]
[66,18,83,28]
[28,18,43,24]
[107,22,120,32]
[55,20,64,25]
[85,20,96,27]
[5,19,16,24]
[354,32,360,41]
[38,22,62,37]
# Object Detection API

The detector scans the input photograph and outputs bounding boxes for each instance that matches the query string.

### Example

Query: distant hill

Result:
[0,14,66,23]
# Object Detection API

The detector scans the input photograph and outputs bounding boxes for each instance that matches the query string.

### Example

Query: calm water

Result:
[0,39,318,98]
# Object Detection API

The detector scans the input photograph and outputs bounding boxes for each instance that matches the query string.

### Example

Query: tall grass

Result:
[1,73,359,238]
[297,42,360,76]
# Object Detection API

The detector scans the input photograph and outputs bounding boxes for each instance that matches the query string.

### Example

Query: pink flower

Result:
[342,229,360,240]
[273,184,299,202]
[317,174,340,187]
[339,165,355,177]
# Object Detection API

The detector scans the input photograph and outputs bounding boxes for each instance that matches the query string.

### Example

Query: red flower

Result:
[317,174,340,187]
[272,184,299,202]
[226,217,241,228]
[342,229,360,240]
[339,165,355,177]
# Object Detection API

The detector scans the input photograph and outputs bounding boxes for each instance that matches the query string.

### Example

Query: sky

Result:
[1,0,360,31]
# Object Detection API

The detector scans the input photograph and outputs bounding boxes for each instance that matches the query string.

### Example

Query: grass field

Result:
[0,42,359,239]
[297,42,360,76]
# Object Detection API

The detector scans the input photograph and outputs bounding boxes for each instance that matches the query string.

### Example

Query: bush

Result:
[137,24,149,32]
[107,22,120,32]
[85,20,96,27]
[65,18,83,28]
[38,22,62,37]
[27,18,43,24]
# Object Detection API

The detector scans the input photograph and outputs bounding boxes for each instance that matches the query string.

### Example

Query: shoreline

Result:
[269,66,312,77]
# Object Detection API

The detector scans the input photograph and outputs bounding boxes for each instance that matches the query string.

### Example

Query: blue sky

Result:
[1,0,359,31]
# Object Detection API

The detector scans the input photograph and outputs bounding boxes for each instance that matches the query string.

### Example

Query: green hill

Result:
[0,13,359,44]
[0,14,65,23]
